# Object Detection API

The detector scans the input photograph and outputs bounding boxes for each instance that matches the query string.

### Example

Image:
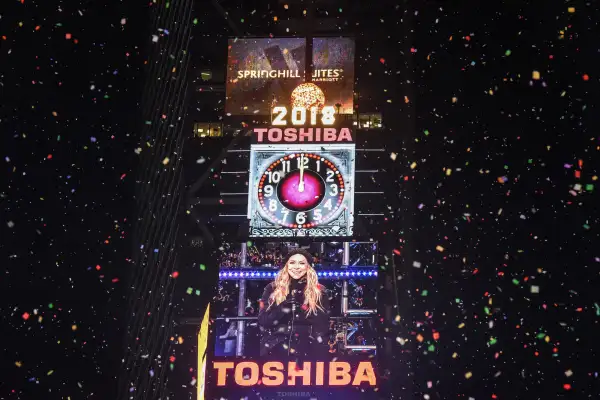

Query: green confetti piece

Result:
[489,337,497,345]
[585,184,594,191]
[505,49,512,56]
[195,290,201,296]
[484,306,491,315]
[247,241,253,247]
[169,363,174,371]
[528,159,533,164]
[583,224,590,230]
[594,303,600,316]
[48,303,54,309]
[421,290,428,296]
[199,264,206,271]
[504,165,509,170]
[166,2,170,8]
[47,370,54,376]
[424,129,430,136]
[428,344,435,352]
[536,333,546,339]
[455,298,461,303]
[512,278,520,285]
[57,135,61,142]
[193,18,198,25]
[186,287,193,295]
[145,121,152,125]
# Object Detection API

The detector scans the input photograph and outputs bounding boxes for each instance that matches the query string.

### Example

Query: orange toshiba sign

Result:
[213,361,376,387]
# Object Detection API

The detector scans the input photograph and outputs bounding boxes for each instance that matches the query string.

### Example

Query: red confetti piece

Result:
[47,154,53,159]
[96,265,101,270]
[65,33,72,40]
[172,271,179,278]
[379,58,385,64]
[393,249,401,256]
[563,383,571,390]
[582,74,589,81]
[22,312,30,320]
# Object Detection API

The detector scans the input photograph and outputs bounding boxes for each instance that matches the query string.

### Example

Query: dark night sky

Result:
[1,1,598,399]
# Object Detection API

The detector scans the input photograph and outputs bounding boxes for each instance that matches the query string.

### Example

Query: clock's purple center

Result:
[277,170,325,212]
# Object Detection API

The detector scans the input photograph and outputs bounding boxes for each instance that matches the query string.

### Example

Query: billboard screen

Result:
[226,37,355,115]
[206,242,380,400]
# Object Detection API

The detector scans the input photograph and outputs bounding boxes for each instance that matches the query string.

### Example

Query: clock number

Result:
[296,212,306,224]
[313,209,322,221]
[264,185,273,197]
[272,106,287,126]
[291,107,306,125]
[326,169,335,182]
[296,156,309,168]
[266,171,281,183]
[269,199,278,212]
[316,160,321,172]
[281,160,290,174]
[323,199,333,210]
[322,106,336,125]
[329,184,338,195]
[281,209,289,222]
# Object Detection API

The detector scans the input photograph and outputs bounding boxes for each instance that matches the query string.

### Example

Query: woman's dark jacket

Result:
[257,277,330,358]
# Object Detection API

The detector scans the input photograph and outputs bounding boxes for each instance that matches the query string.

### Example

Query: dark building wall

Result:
[118,0,195,398]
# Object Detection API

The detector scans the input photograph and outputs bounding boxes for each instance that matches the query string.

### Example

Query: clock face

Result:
[257,152,345,229]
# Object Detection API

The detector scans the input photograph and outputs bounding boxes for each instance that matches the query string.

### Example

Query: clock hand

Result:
[298,155,305,192]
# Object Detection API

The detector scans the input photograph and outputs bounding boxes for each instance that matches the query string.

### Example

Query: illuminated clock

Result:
[257,152,345,229]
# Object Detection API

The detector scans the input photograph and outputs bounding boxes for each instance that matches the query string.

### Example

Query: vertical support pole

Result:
[341,242,350,314]
[236,242,248,356]
[341,242,350,349]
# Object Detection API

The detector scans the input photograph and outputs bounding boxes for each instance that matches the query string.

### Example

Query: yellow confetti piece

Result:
[568,7,575,13]
[465,371,473,379]
[446,168,452,176]
[410,162,417,169]
[416,334,424,342]
[394,315,401,322]
[71,324,78,331]
[52,111,58,117]
[458,322,465,329]
[436,245,444,252]
[452,97,458,103]
[532,70,541,80]
[15,361,23,367]
[545,335,550,343]
[162,157,170,165]
[452,352,458,358]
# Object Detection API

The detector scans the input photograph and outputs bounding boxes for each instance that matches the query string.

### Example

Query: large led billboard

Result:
[226,37,355,115]
[206,242,380,400]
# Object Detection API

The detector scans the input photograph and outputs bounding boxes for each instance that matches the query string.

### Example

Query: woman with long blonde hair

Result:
[258,249,330,358]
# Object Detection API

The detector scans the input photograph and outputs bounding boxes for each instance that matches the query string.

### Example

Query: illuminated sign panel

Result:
[226,37,355,115]
[197,305,210,400]
[213,361,376,387]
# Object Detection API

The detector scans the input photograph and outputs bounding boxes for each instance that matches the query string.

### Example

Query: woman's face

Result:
[287,254,309,280]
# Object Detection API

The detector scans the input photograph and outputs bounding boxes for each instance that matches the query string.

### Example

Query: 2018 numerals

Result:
[272,106,336,126]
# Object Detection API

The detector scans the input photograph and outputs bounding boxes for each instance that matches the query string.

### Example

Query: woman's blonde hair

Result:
[268,260,324,316]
